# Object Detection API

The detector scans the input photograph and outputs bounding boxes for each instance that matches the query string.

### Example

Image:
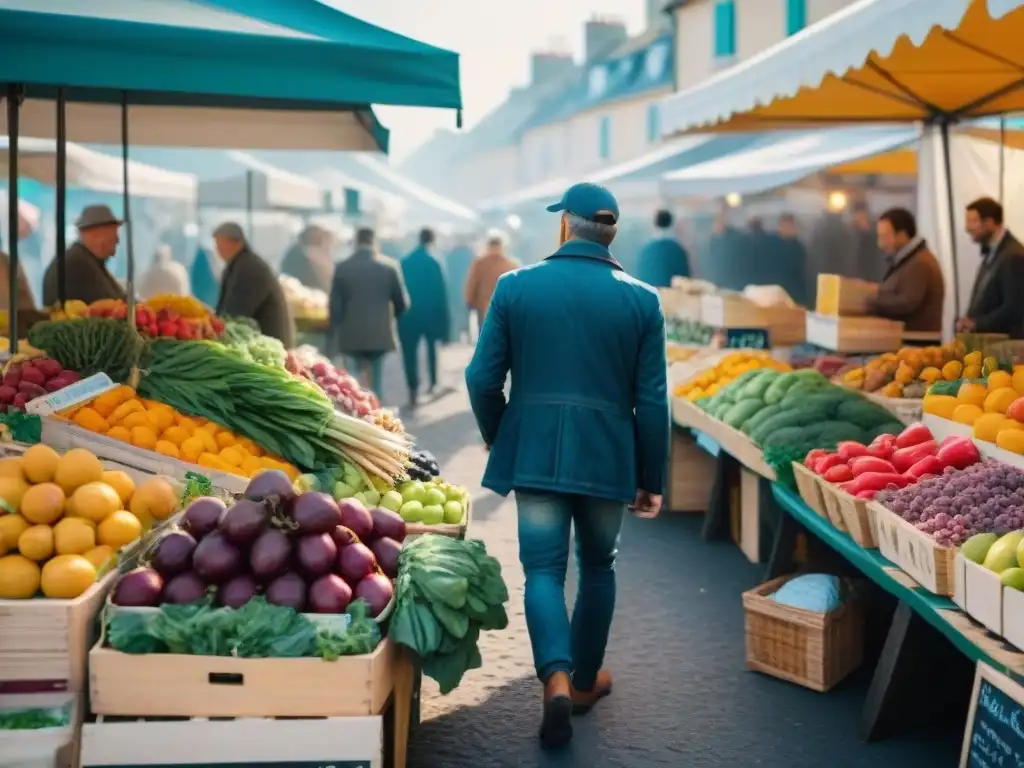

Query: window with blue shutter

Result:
[714,0,736,58]
[646,104,661,144]
[786,0,807,36]
[599,116,611,160]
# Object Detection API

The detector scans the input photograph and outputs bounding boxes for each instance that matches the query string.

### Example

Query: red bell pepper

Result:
[804,448,828,469]
[905,455,945,480]
[836,441,870,462]
[823,464,854,483]
[891,440,938,473]
[843,471,911,495]
[848,456,896,476]
[814,454,845,475]
[936,436,980,470]
[894,422,934,449]
[158,320,180,338]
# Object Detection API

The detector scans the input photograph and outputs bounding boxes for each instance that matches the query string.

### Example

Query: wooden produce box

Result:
[405,496,473,540]
[834,487,877,548]
[817,481,849,533]
[667,429,716,512]
[743,575,865,692]
[81,714,384,768]
[1003,586,1024,652]
[660,288,703,322]
[953,553,1005,636]
[90,635,395,719]
[791,462,828,519]
[868,501,956,596]
[700,293,768,328]
[0,692,80,768]
[865,392,923,426]
[805,313,904,354]
[0,572,116,693]
[763,306,807,347]
[815,274,878,316]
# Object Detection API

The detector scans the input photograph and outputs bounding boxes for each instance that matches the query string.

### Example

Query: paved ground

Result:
[378,343,961,768]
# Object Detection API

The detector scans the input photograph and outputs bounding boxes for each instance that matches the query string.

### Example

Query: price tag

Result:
[712,328,770,350]
[25,373,117,416]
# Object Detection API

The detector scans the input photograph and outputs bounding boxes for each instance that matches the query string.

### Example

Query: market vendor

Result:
[42,204,127,308]
[865,207,944,333]
[957,197,1024,337]
[212,221,295,348]
[1,198,39,313]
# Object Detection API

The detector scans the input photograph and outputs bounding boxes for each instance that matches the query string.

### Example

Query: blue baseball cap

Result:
[546,182,619,223]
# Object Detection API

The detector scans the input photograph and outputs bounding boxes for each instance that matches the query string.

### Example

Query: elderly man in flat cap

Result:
[43,204,127,307]
[213,222,295,348]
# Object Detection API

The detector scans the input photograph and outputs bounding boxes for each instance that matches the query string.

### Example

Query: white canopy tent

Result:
[197,151,323,211]
[0,136,196,200]
[349,154,478,226]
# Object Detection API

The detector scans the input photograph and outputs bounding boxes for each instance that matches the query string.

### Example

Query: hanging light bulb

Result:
[506,214,522,231]
[827,190,848,212]
[725,193,742,208]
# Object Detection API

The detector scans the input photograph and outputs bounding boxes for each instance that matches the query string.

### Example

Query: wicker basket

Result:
[743,576,865,692]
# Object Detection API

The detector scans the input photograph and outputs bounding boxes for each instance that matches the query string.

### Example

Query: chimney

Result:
[584,17,628,62]
[530,51,575,87]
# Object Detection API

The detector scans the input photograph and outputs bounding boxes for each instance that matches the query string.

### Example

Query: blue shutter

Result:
[786,0,807,36]
[599,116,611,160]
[646,104,661,144]
[714,1,736,58]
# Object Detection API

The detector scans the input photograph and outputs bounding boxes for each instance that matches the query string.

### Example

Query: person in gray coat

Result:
[43,204,126,307]
[213,222,295,348]
[328,227,409,398]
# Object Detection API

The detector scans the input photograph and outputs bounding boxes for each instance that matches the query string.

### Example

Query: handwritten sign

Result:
[712,328,770,350]
[25,373,117,416]
[961,663,1024,767]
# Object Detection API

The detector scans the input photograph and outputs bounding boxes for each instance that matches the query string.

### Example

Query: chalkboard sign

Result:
[961,663,1024,767]
[89,762,370,768]
[712,328,771,350]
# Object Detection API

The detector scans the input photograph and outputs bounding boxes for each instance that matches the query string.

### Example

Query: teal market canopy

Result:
[0,0,463,152]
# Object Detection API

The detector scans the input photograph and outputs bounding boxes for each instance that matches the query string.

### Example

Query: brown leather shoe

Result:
[539,672,573,750]
[572,670,613,715]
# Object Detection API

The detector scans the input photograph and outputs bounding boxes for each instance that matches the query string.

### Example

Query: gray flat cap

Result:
[76,204,122,230]
[213,221,246,241]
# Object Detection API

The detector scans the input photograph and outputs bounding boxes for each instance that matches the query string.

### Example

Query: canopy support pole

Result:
[939,119,961,322]
[6,84,23,346]
[56,87,67,305]
[999,116,1006,205]
[121,92,135,326]
[245,169,254,239]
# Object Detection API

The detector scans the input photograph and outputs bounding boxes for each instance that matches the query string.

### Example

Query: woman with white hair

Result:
[464,229,519,332]
[139,243,190,300]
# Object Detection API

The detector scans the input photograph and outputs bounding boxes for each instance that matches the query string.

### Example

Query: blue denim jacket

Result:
[465,239,669,502]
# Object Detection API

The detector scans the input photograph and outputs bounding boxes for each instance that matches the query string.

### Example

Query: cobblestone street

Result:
[384,344,959,768]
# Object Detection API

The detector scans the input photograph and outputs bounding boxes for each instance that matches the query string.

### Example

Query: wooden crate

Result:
[660,288,703,321]
[791,462,828,519]
[80,713,384,768]
[815,274,878,316]
[0,692,80,768]
[805,313,904,354]
[706,419,776,481]
[743,575,865,692]
[817,481,849,533]
[700,293,768,328]
[667,429,715,512]
[0,571,116,693]
[405,496,473,540]
[835,489,877,548]
[763,306,807,347]
[867,502,956,596]
[90,635,395,718]
[865,392,923,425]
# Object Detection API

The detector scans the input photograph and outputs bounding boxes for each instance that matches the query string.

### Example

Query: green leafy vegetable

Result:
[0,704,71,730]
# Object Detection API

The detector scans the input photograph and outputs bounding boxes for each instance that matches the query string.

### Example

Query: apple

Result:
[380,490,404,512]
[353,491,369,507]
[399,500,424,523]
[362,489,382,507]
[444,484,465,502]
[421,504,444,525]
[424,487,447,508]
[333,481,357,501]
[400,481,427,505]
[443,500,464,525]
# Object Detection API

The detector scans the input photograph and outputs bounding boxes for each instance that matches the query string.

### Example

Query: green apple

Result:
[333,481,357,501]
[443,500,464,525]
[444,484,465,502]
[399,481,427,504]
[380,490,404,512]
[399,500,424,523]
[353,491,369,507]
[421,504,444,525]
[362,489,382,507]
[424,487,447,507]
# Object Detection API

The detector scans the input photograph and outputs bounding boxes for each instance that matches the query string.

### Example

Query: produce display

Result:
[877,459,1020,548]
[0,445,180,599]
[804,423,981,500]
[112,470,398,618]
[922,369,1024,455]
[839,344,999,398]
[666,345,701,364]
[0,354,81,412]
[962,529,1024,591]
[59,384,300,480]
[52,297,225,341]
[286,346,381,419]
[219,317,288,369]
[280,275,328,322]
[674,351,792,402]
[391,535,509,693]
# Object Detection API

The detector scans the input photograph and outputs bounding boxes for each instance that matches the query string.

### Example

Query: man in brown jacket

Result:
[464,231,519,329]
[865,207,944,333]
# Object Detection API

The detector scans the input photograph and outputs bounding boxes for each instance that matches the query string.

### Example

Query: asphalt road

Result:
[379,343,960,768]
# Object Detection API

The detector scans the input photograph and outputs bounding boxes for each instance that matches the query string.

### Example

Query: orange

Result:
[161,426,189,446]
[71,482,122,523]
[40,555,97,599]
[53,449,104,495]
[130,426,158,451]
[154,440,180,460]
[97,510,142,549]
[22,444,60,483]
[106,425,132,443]
[20,483,65,525]
[101,470,136,505]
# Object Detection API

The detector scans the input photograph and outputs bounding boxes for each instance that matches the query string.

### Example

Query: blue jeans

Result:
[516,490,625,691]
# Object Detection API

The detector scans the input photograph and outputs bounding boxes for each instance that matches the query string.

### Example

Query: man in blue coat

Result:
[465,183,669,750]
[635,209,691,287]
[398,228,450,409]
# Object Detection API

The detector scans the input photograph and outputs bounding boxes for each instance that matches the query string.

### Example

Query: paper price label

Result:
[25,373,117,416]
